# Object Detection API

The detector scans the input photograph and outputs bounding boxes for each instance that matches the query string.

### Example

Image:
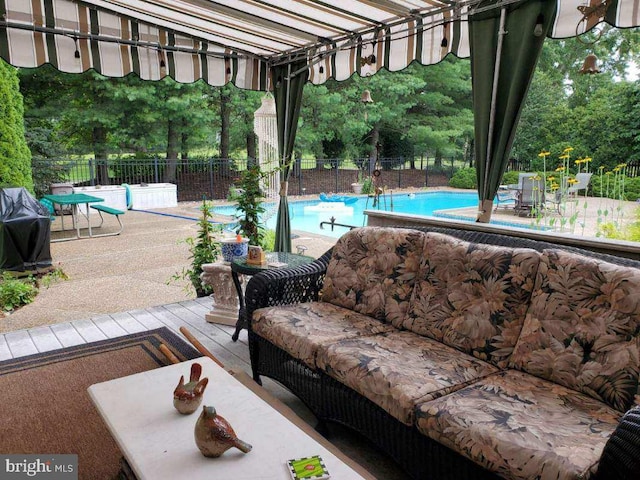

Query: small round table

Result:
[230,252,315,341]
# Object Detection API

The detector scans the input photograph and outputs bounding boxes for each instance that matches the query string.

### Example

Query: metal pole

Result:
[483,7,508,201]
[89,159,95,186]
[209,158,214,199]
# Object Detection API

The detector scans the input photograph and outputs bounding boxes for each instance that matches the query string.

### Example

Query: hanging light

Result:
[73,37,80,59]
[579,53,600,74]
[361,90,373,122]
[441,37,448,48]
[533,14,544,37]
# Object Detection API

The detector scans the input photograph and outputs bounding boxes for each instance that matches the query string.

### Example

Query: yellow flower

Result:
[617,163,627,168]
[547,175,555,181]
[559,154,569,160]
[575,159,582,165]
[583,157,592,163]
[563,147,574,153]
[531,175,541,181]
[598,165,605,170]
[555,166,565,172]
[538,150,550,157]
[567,178,579,185]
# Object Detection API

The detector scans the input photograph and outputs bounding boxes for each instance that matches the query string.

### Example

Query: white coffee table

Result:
[88,357,369,480]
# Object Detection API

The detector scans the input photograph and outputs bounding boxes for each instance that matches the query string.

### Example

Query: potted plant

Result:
[235,163,267,248]
[170,199,221,297]
[352,170,366,194]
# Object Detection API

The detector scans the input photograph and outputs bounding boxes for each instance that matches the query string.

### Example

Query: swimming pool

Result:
[214,191,481,238]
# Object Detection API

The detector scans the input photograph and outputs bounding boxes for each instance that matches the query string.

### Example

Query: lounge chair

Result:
[494,188,516,211]
[547,172,592,214]
[514,177,545,216]
[567,172,592,196]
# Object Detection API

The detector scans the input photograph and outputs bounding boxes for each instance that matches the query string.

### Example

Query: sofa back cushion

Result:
[403,232,541,369]
[510,249,640,412]
[321,227,424,325]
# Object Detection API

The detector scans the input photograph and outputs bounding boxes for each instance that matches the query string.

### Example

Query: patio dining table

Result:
[43,192,104,241]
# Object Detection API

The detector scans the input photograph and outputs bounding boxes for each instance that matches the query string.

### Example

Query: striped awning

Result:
[1,0,638,89]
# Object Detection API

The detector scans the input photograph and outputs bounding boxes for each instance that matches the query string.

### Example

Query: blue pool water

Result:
[214,191,480,238]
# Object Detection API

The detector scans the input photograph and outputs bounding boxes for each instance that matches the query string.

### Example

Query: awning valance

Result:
[1,0,638,88]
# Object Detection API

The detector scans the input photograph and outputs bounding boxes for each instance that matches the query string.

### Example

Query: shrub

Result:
[449,167,477,189]
[170,200,221,297]
[361,176,374,194]
[590,175,640,201]
[0,60,33,192]
[0,273,38,312]
[236,164,266,248]
[501,170,521,186]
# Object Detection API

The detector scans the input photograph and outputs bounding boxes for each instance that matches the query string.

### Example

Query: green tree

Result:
[0,60,33,191]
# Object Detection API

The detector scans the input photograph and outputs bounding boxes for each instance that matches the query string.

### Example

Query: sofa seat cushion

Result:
[415,370,621,480]
[321,227,424,325]
[251,302,396,368]
[403,232,541,368]
[316,330,498,425]
[510,249,640,412]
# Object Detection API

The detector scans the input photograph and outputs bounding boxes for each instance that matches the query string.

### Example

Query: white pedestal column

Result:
[200,262,244,326]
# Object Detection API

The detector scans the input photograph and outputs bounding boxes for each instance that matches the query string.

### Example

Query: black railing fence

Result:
[34,157,639,202]
[33,157,464,202]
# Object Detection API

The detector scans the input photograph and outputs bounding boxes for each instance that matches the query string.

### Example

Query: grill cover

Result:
[0,188,52,271]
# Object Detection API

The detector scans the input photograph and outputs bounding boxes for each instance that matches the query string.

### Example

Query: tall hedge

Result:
[0,60,33,192]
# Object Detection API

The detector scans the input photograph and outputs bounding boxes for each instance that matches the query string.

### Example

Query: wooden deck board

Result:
[50,323,87,348]
[110,311,148,334]
[0,335,13,361]
[0,300,250,368]
[71,318,108,343]
[91,315,129,338]
[145,304,250,370]
[127,308,166,330]
[28,326,63,353]
[4,330,38,357]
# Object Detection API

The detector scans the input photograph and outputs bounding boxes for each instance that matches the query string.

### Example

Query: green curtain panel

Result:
[471,0,556,222]
[272,61,309,252]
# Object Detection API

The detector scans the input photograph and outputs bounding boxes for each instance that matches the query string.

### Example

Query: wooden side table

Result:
[230,252,314,341]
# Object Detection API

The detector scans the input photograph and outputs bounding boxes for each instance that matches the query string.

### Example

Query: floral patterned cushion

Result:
[316,330,498,424]
[321,227,424,326]
[510,249,640,412]
[403,232,541,368]
[251,302,396,368]
[415,370,621,480]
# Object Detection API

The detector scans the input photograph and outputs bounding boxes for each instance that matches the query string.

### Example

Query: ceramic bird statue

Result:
[194,405,252,457]
[173,362,209,415]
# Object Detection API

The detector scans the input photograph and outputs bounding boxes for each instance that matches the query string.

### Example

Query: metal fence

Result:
[32,157,466,202]
[35,156,637,202]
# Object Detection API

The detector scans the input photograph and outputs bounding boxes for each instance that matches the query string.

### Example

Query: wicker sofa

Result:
[245,226,640,480]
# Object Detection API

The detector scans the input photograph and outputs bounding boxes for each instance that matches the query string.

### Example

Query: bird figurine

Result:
[194,405,252,457]
[173,362,209,415]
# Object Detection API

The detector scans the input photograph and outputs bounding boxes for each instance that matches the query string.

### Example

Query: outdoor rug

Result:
[0,328,200,479]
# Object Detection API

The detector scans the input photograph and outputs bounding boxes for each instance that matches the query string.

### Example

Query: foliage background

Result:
[4,28,639,193]
[0,60,33,191]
